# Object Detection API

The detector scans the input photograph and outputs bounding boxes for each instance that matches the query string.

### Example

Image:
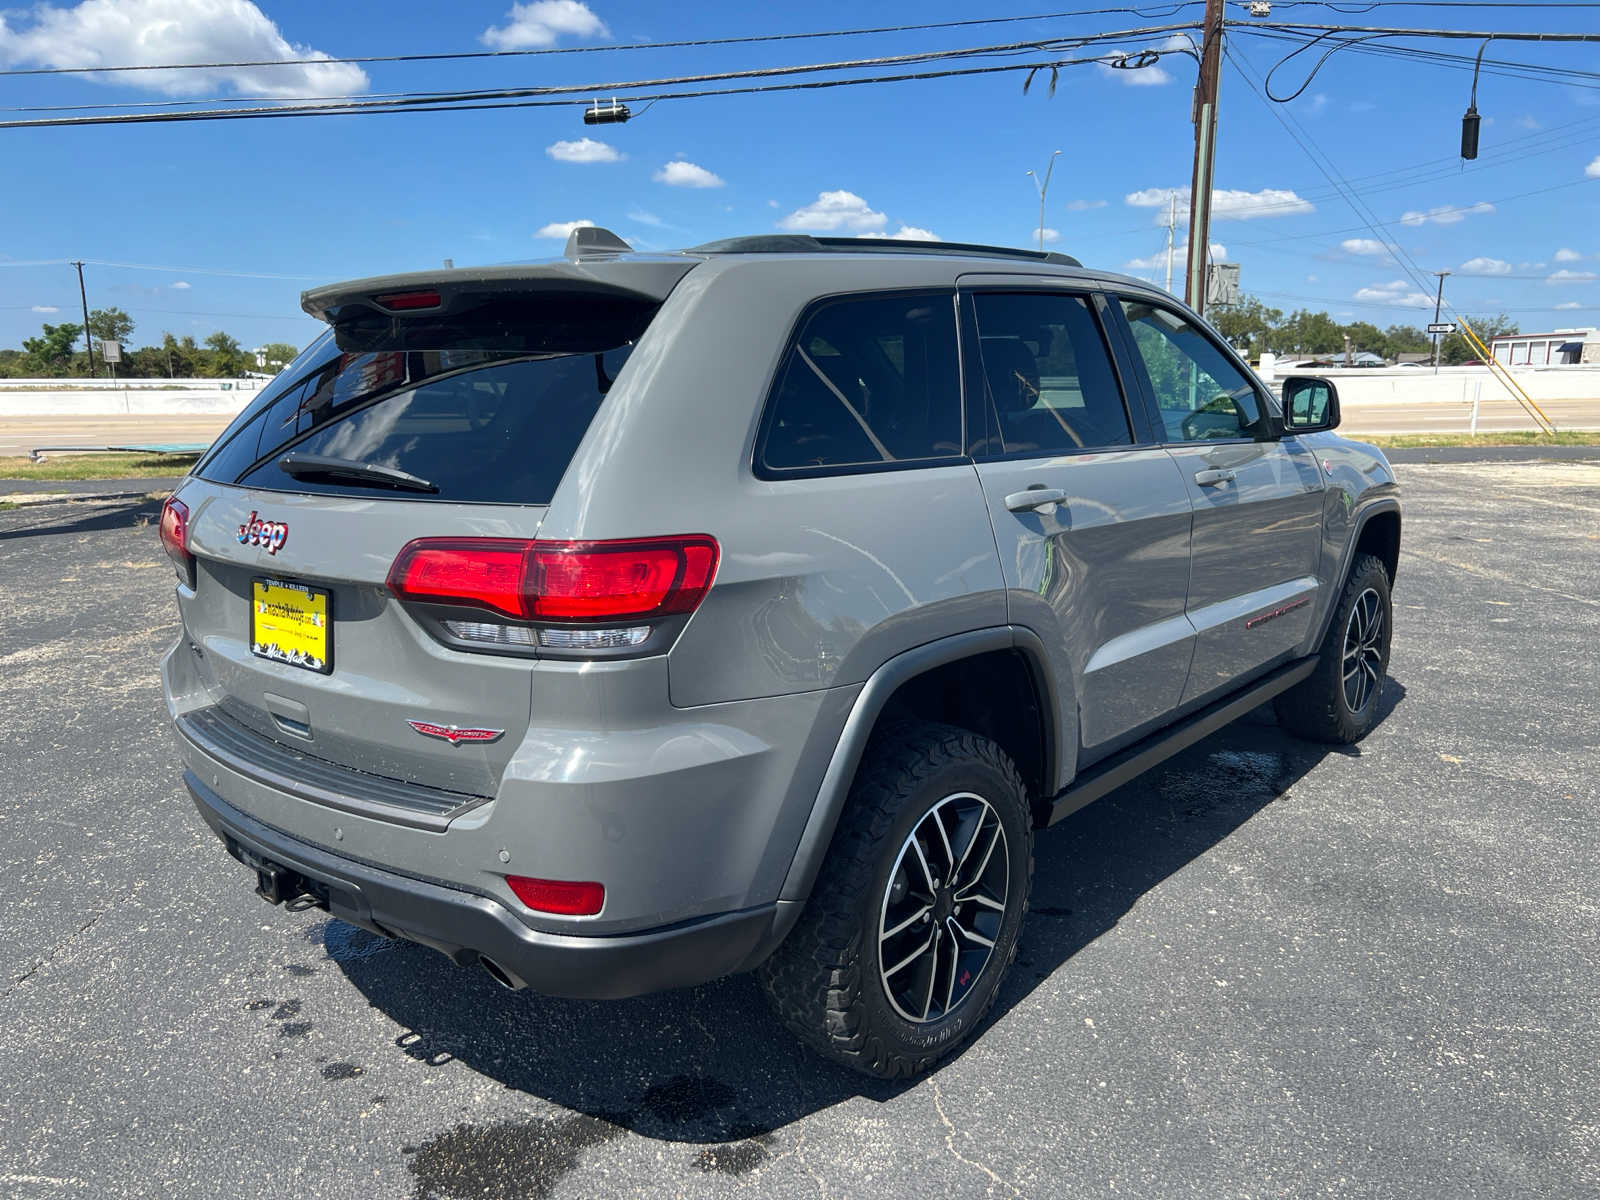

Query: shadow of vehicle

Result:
[0,493,165,543]
[327,681,1406,1151]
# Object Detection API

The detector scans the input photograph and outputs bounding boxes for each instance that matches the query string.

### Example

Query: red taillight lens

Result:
[386,535,719,624]
[374,289,441,311]
[159,496,193,581]
[505,876,604,916]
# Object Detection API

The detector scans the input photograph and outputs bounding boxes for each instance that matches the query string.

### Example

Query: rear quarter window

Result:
[756,291,963,477]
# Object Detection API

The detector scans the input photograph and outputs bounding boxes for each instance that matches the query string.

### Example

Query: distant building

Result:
[1489,327,1599,367]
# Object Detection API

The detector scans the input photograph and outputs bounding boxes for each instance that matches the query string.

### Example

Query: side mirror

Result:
[1281,375,1340,433]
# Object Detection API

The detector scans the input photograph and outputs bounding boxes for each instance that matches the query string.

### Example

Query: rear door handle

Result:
[1194,469,1236,487]
[1004,487,1068,513]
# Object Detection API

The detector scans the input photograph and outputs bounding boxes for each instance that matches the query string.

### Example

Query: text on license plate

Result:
[251,578,331,673]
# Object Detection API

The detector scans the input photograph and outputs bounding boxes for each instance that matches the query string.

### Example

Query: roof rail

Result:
[687,234,1081,268]
[564,225,632,260]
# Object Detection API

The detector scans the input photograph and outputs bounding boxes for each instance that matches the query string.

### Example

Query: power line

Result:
[0,5,1203,79]
[0,27,1198,130]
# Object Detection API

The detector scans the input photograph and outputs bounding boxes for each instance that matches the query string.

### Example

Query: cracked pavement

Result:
[1,458,1597,1199]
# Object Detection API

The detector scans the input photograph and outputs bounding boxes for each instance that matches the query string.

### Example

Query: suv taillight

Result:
[159,496,194,587]
[387,535,719,629]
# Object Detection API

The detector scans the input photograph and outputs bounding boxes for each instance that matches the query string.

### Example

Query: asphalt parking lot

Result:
[1,457,1596,1199]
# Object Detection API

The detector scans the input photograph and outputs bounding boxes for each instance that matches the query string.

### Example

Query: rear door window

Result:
[757,291,962,475]
[969,292,1133,456]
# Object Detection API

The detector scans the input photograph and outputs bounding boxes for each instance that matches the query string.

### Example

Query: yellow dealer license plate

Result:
[251,578,332,674]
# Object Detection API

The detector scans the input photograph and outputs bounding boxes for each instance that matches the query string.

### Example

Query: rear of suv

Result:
[163,228,1400,1076]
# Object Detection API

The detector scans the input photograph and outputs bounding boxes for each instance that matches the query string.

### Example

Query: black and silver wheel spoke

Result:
[878,791,1010,1025]
[1341,587,1386,714]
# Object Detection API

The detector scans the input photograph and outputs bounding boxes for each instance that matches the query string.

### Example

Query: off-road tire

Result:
[1275,552,1392,744]
[758,721,1033,1078]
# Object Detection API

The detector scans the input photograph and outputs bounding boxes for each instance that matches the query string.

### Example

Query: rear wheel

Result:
[759,721,1033,1078]
[1276,552,1392,744]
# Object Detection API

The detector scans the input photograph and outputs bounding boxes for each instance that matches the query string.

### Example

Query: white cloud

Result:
[778,190,887,232]
[0,0,369,99]
[170,280,191,289]
[1555,301,1584,310]
[1554,247,1583,263]
[767,199,779,208]
[1126,185,1314,222]
[1459,257,1511,276]
[1547,268,1597,285]
[546,137,621,164]
[626,209,666,227]
[653,160,724,188]
[535,219,595,238]
[482,1,605,49]
[1353,280,1435,308]
[1125,242,1225,271]
[1032,228,1061,244]
[883,226,939,241]
[1400,201,1494,227]
[1587,155,1600,178]
[1066,199,1107,211]
[1516,115,1542,130]
[1341,238,1388,256]
[1309,93,1329,114]
[31,304,59,313]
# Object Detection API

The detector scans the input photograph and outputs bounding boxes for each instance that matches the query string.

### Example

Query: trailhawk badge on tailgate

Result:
[407,719,505,746]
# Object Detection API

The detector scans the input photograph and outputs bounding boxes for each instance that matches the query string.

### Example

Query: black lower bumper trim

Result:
[186,771,782,1000]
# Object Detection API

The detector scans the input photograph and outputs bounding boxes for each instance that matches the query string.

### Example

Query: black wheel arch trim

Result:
[1313,496,1401,650]
[776,625,1069,908]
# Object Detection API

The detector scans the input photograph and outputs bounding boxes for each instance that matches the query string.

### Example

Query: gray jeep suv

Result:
[161,228,1400,1077]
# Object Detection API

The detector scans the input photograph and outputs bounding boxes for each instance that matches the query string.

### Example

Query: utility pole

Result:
[1164,194,1178,294]
[1431,270,1451,373]
[1026,150,1061,253]
[71,260,96,377]
[1185,0,1225,315]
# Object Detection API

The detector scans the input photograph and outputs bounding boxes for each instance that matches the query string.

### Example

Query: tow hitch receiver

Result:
[227,838,321,909]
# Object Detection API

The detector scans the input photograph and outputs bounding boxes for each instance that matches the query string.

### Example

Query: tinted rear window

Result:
[198,312,648,505]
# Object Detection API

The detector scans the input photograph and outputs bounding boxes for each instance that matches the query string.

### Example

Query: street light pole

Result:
[1026,150,1061,252]
[1431,270,1451,373]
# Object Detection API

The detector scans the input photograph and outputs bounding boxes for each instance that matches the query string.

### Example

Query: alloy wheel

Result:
[877,792,1010,1024]
[1342,586,1385,714]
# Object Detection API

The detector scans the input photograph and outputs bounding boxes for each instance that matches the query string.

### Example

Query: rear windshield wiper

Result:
[277,452,438,494]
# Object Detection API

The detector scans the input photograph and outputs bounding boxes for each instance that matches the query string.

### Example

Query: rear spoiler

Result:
[300,257,696,326]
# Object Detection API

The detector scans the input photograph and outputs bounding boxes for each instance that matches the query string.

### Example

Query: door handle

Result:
[1194,469,1236,487]
[1004,487,1068,513]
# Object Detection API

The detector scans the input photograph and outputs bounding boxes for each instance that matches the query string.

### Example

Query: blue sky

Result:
[1,0,1597,355]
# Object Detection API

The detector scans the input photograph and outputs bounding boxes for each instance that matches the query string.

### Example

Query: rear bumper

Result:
[188,771,793,1000]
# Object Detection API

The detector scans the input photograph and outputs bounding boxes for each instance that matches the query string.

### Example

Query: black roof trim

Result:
[688,234,1081,268]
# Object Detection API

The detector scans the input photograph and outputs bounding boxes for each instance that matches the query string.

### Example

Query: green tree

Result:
[1275,309,1344,355]
[255,342,300,374]
[202,331,247,377]
[21,321,84,376]
[1380,324,1430,359]
[1343,321,1385,359]
[1440,314,1517,365]
[87,306,134,346]
[1210,295,1283,356]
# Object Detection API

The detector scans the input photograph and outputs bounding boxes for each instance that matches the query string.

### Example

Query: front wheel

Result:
[1276,552,1393,744]
[759,722,1034,1078]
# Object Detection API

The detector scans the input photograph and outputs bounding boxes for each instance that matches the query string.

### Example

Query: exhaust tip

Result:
[479,955,523,991]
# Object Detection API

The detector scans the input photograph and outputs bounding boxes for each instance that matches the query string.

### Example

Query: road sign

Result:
[99,340,122,363]
[1206,262,1240,308]
[1427,323,1457,335]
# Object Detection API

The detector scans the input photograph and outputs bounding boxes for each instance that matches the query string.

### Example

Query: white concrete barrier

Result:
[0,378,264,416]
[1268,365,1600,406]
